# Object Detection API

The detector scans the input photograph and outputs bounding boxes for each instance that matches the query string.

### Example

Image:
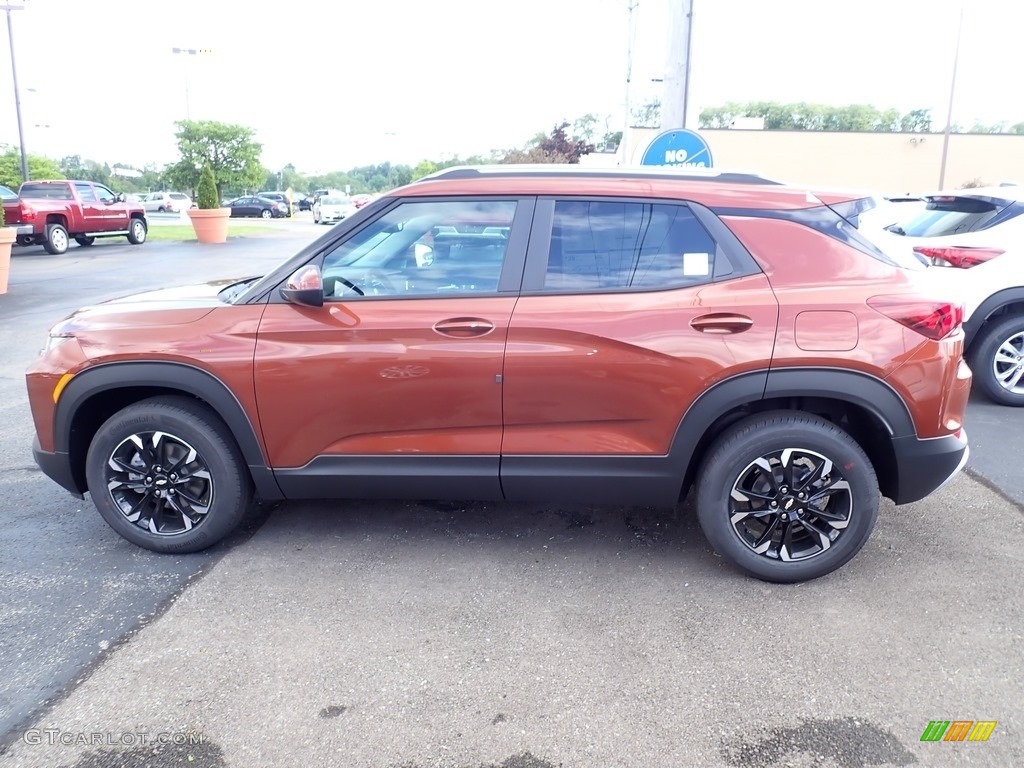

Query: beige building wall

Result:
[591,129,1024,195]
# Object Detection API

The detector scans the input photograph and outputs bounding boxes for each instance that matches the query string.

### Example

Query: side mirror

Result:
[115,192,126,203]
[280,265,324,308]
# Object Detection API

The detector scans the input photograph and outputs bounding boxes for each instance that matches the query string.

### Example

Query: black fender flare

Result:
[667,366,915,482]
[963,287,1024,350]
[55,361,282,500]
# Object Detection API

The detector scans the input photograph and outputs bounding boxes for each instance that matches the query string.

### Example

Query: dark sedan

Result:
[227,196,289,219]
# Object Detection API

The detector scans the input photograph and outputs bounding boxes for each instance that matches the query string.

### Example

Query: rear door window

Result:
[528,199,721,293]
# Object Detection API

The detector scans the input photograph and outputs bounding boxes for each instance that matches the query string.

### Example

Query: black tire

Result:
[127,217,147,245]
[85,396,253,554]
[157,206,166,213]
[43,223,69,255]
[696,411,880,583]
[968,315,1024,406]
[75,236,95,247]
[260,208,273,220]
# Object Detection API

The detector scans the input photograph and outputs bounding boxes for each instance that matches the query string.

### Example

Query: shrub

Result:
[197,163,219,210]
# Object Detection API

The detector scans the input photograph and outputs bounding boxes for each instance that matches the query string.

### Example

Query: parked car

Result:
[143,191,194,214]
[257,192,294,215]
[2,179,148,253]
[867,186,1024,406]
[0,184,17,201]
[312,195,357,224]
[227,196,288,219]
[25,165,970,583]
[351,193,374,208]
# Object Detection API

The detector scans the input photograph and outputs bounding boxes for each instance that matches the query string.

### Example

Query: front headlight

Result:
[43,335,73,353]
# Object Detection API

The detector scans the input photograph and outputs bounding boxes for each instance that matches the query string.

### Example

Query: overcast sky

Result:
[0,0,1020,173]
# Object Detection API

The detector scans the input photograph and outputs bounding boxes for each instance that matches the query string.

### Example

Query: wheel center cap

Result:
[154,476,168,487]
[783,497,796,510]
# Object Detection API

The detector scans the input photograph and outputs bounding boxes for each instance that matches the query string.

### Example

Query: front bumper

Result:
[890,428,969,504]
[32,435,84,498]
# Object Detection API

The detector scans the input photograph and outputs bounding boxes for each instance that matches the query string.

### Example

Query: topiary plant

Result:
[196,163,219,210]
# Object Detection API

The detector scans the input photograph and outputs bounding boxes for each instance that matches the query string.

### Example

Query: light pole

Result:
[2,2,29,182]
[620,0,639,166]
[938,2,965,190]
[171,47,198,119]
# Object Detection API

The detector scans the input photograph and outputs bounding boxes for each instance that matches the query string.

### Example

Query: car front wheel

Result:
[696,411,879,583]
[127,217,147,245]
[969,315,1024,406]
[85,396,253,553]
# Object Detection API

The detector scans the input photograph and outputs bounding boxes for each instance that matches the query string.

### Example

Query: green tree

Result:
[165,120,264,198]
[411,160,438,180]
[696,102,935,133]
[631,100,661,128]
[0,147,64,188]
[1011,122,1024,135]
[572,113,600,143]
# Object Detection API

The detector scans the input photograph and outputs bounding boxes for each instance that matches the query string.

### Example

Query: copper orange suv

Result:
[26,166,971,582]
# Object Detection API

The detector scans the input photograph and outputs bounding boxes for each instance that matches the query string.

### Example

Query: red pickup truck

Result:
[2,179,148,255]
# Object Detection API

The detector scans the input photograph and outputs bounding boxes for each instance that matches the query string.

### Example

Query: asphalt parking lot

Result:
[0,233,1021,767]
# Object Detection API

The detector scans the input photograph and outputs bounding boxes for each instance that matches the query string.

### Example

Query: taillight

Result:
[867,296,964,340]
[20,202,36,221]
[913,246,1004,268]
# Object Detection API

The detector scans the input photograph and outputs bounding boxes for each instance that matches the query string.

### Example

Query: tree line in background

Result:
[1,101,1021,195]
[628,99,1024,135]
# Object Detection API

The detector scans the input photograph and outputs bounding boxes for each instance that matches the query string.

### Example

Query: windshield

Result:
[321,197,347,205]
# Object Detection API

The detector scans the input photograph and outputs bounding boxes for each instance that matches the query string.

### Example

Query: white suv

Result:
[872,185,1024,405]
[143,191,194,214]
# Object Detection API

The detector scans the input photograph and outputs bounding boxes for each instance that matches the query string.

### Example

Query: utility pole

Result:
[620,0,638,166]
[938,2,964,190]
[171,47,198,119]
[661,0,695,130]
[2,2,29,183]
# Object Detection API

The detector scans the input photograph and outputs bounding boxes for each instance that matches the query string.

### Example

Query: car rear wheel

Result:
[970,315,1024,406]
[85,396,253,553]
[696,411,879,583]
[127,217,147,245]
[260,209,273,220]
[75,236,95,247]
[43,223,69,255]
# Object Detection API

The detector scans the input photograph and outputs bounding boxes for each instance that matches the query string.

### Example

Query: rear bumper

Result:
[890,429,969,504]
[32,436,84,498]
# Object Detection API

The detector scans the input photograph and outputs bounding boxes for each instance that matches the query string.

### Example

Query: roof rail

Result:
[415,164,785,186]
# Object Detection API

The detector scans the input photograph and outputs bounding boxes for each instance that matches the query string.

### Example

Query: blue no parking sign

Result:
[640,129,714,168]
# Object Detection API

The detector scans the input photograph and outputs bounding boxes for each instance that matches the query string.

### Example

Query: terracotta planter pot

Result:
[187,208,231,244]
[0,226,16,295]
